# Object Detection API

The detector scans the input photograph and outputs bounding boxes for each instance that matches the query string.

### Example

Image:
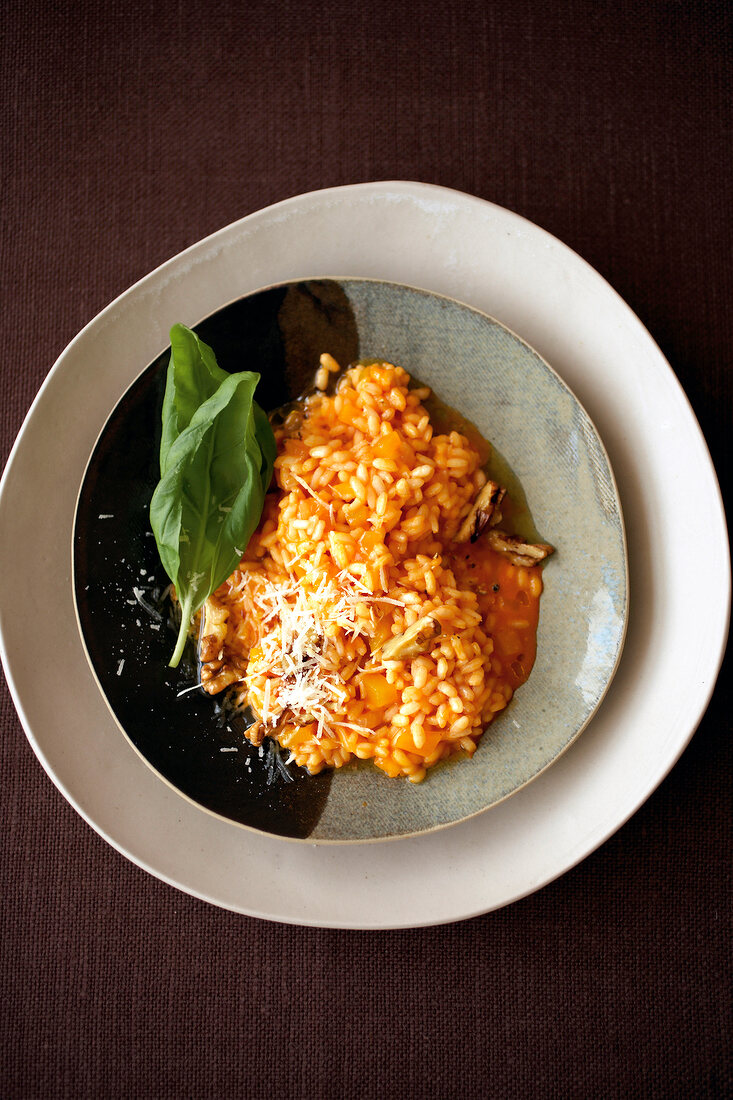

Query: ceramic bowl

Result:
[73,277,627,841]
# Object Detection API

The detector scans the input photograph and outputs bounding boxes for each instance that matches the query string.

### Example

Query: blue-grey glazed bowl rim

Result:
[72,276,629,843]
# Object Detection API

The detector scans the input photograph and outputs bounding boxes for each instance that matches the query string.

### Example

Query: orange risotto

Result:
[198,356,551,782]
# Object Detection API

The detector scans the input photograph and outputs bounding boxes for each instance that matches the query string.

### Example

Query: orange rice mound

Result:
[204,358,543,782]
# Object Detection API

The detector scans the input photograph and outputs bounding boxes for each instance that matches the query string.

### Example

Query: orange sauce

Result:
[449,544,542,691]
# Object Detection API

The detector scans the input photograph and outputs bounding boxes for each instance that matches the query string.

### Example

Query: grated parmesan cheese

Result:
[233,565,381,742]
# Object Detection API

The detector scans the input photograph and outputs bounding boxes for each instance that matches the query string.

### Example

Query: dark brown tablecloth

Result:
[2,2,730,1097]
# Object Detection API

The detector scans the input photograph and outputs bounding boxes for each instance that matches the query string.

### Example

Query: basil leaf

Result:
[150,353,276,668]
[253,400,277,492]
[159,324,228,473]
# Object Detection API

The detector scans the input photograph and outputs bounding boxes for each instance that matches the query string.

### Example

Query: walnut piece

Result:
[487,529,555,568]
[200,655,248,695]
[245,709,292,749]
[455,480,506,543]
[199,597,248,694]
[245,719,266,747]
[380,615,441,660]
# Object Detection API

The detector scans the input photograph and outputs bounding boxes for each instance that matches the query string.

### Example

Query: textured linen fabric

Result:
[1,1,730,1097]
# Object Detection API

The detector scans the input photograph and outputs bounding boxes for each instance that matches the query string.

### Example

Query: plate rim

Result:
[0,181,729,927]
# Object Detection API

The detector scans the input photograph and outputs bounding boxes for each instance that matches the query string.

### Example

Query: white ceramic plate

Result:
[0,182,729,927]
